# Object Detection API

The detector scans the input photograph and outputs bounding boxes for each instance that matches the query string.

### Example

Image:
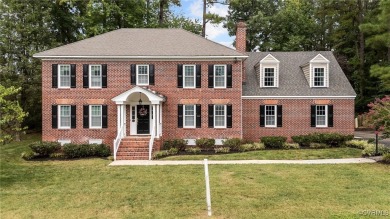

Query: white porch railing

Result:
[148,125,155,160]
[113,122,126,160]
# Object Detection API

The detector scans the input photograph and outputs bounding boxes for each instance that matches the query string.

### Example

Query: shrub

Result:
[62,143,110,158]
[283,143,300,150]
[168,147,179,155]
[345,140,370,149]
[29,141,61,157]
[382,153,390,164]
[292,133,353,147]
[367,138,375,144]
[223,138,242,151]
[163,139,187,151]
[261,136,287,149]
[214,147,230,153]
[291,135,311,147]
[49,152,66,159]
[185,147,202,154]
[362,144,390,157]
[196,138,215,151]
[91,144,111,157]
[153,150,169,159]
[238,143,254,152]
[21,151,37,160]
[252,142,265,150]
[309,143,329,149]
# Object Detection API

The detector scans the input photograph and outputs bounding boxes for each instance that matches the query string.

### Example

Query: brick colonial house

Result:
[33,22,356,160]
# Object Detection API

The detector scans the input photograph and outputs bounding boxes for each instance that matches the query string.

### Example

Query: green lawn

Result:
[1,135,389,218]
[162,147,362,160]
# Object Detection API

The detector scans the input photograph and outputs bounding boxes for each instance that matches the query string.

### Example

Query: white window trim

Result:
[89,105,102,129]
[265,105,277,127]
[89,139,103,144]
[309,54,329,88]
[312,66,327,88]
[136,64,149,85]
[89,64,102,88]
[58,64,71,88]
[262,67,277,87]
[58,105,71,129]
[214,64,227,88]
[316,105,328,127]
[183,105,196,128]
[214,105,226,128]
[183,64,196,88]
[58,139,71,146]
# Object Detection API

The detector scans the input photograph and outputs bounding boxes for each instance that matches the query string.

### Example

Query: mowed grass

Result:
[1,135,389,219]
[162,147,362,160]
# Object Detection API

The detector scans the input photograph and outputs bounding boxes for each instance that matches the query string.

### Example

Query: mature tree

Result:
[201,0,227,37]
[0,85,28,144]
[364,96,390,137]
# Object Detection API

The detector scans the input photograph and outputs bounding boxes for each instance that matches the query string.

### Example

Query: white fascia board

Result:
[242,96,356,99]
[33,55,248,60]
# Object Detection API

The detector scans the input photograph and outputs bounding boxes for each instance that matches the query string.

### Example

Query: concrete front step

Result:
[116,156,149,160]
[117,148,149,152]
[117,152,149,156]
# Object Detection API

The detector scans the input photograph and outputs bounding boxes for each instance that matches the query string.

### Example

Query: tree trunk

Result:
[202,0,206,37]
[357,0,366,97]
[159,0,167,27]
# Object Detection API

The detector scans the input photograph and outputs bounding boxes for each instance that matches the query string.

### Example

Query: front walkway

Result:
[109,158,376,166]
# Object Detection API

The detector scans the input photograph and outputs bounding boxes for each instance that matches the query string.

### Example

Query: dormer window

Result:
[259,54,279,88]
[309,54,329,88]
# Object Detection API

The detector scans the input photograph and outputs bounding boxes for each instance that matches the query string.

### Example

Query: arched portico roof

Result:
[111,86,166,104]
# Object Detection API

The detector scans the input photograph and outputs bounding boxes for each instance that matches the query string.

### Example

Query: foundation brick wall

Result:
[242,99,355,141]
[41,60,243,149]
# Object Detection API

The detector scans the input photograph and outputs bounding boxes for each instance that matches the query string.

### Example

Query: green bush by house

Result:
[260,136,287,149]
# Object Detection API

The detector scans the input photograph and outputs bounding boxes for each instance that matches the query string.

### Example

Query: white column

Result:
[159,103,162,137]
[117,105,121,134]
[121,104,126,137]
[156,104,160,137]
[153,104,156,136]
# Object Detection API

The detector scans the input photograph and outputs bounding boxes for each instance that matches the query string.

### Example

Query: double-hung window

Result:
[314,68,325,87]
[264,68,275,87]
[184,105,196,128]
[59,105,71,129]
[214,105,226,128]
[58,65,71,88]
[265,105,276,127]
[89,65,102,88]
[316,105,327,127]
[90,105,102,128]
[137,65,149,85]
[183,65,195,88]
[214,65,226,88]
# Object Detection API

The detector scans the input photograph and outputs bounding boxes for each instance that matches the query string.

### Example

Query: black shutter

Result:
[311,105,316,127]
[196,104,201,128]
[196,64,201,88]
[328,105,333,127]
[83,105,89,128]
[149,64,155,85]
[130,64,136,85]
[260,105,265,127]
[227,64,232,88]
[177,64,183,88]
[71,105,76,129]
[178,104,183,128]
[102,64,107,88]
[70,64,76,88]
[208,65,214,88]
[52,105,58,128]
[208,104,214,128]
[83,64,89,88]
[102,105,108,128]
[277,105,282,127]
[227,104,232,128]
[52,64,58,88]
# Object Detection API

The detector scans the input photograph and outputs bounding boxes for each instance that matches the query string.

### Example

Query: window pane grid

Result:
[184,66,195,87]
[264,68,275,86]
[214,65,225,87]
[265,105,276,126]
[90,65,101,87]
[314,68,324,86]
[137,65,149,85]
[316,105,326,126]
[214,105,225,127]
[184,105,195,127]
[59,65,70,87]
[91,106,102,127]
[60,106,71,128]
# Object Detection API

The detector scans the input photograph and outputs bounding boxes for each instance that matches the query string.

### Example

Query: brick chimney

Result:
[235,20,247,53]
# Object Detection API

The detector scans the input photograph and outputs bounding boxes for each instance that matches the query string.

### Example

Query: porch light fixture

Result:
[138,92,142,105]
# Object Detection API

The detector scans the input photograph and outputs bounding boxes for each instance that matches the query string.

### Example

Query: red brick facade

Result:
[42,60,243,148]
[242,99,355,141]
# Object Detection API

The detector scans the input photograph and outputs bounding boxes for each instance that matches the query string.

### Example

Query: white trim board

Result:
[242,96,356,99]
[33,55,248,60]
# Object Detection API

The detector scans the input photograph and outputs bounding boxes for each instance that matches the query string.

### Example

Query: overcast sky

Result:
[172,0,235,49]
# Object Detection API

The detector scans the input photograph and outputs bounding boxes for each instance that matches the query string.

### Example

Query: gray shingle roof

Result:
[243,51,356,97]
[34,28,246,58]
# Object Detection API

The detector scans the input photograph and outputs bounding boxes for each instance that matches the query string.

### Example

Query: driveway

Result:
[355,130,390,147]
